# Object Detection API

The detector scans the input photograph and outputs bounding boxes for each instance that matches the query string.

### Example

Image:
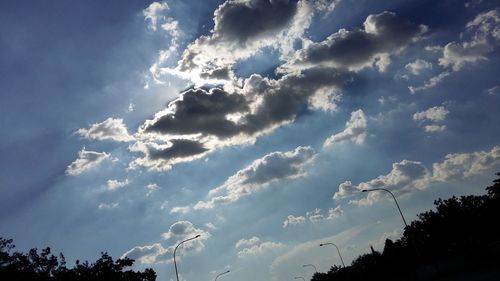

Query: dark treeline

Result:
[0,240,156,281]
[313,173,500,281]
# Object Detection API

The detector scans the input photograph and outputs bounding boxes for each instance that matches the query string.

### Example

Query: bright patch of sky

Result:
[1,1,500,281]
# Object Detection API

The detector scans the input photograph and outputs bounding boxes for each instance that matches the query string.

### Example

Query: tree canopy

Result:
[0,240,155,281]
[312,172,500,281]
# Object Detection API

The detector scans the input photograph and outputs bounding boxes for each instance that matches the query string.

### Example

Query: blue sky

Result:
[1,0,500,280]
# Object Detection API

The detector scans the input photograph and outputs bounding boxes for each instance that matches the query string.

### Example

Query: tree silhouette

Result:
[311,172,500,281]
[0,240,155,281]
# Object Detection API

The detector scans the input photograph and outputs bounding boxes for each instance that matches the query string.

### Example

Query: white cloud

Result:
[432,146,500,181]
[146,183,159,190]
[424,45,443,52]
[98,202,119,209]
[121,243,171,264]
[66,148,111,176]
[334,146,500,205]
[424,124,446,133]
[466,9,500,42]
[439,9,499,71]
[170,206,191,214]
[412,9,499,93]
[324,109,367,148]
[161,221,211,257]
[145,183,159,196]
[413,106,449,122]
[405,59,432,75]
[334,159,430,205]
[128,102,135,112]
[77,118,134,142]
[282,215,306,228]
[106,179,129,191]
[408,71,450,94]
[327,206,344,220]
[235,236,261,249]
[122,220,211,265]
[465,0,483,8]
[283,206,343,227]
[439,40,492,71]
[143,2,169,31]
[205,222,216,230]
[194,146,317,209]
[307,206,343,222]
[487,85,499,95]
[413,106,449,133]
[313,0,341,13]
[236,236,285,258]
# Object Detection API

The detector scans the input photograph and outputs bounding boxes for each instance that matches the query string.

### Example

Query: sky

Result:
[1,0,500,280]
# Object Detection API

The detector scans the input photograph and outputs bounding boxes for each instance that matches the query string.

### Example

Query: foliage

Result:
[0,240,156,281]
[312,173,500,281]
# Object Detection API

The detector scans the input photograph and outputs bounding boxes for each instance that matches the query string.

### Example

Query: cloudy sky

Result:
[1,0,500,280]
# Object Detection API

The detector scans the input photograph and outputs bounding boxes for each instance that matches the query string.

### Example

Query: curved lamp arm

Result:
[361,188,408,227]
[319,243,345,267]
[173,235,201,281]
[214,270,230,281]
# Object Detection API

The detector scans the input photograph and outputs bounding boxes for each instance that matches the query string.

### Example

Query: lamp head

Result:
[195,234,201,238]
[361,189,367,192]
[319,243,324,246]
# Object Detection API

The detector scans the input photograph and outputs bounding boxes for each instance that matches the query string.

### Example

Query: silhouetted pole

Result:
[294,277,306,281]
[214,270,230,281]
[319,243,345,267]
[173,234,201,281]
[361,188,422,262]
[361,188,408,227]
[302,264,317,273]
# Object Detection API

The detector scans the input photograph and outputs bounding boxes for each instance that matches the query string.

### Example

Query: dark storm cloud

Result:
[143,88,248,138]
[241,67,349,134]
[148,139,208,160]
[134,65,348,170]
[142,66,348,139]
[176,0,305,73]
[213,0,298,44]
[284,11,427,71]
[133,11,427,170]
[128,139,210,171]
[199,67,233,80]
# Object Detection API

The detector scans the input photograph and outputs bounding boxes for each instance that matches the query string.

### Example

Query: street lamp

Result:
[361,188,408,227]
[302,264,317,273]
[294,277,306,281]
[214,270,230,281]
[361,188,421,261]
[173,234,201,281]
[319,243,345,267]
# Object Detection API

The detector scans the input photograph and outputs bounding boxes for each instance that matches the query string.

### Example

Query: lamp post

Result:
[319,243,345,267]
[302,264,317,273]
[173,234,201,281]
[361,188,422,261]
[214,270,230,281]
[294,277,306,281]
[361,188,408,227]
